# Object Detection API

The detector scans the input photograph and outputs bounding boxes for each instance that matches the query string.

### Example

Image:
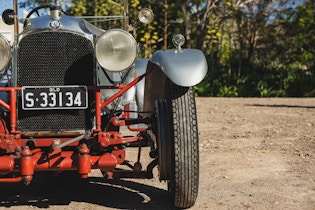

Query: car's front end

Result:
[0,1,207,208]
[0,0,147,182]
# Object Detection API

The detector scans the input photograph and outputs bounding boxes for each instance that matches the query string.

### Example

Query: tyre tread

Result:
[168,81,199,209]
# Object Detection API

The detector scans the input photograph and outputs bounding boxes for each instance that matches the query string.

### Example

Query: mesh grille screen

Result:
[17,32,95,131]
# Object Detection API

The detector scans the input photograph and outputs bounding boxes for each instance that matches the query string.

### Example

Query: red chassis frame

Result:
[0,72,156,184]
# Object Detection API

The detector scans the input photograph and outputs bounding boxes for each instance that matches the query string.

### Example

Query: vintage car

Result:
[0,0,207,208]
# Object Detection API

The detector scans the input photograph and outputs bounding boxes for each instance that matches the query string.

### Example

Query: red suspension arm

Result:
[95,72,148,131]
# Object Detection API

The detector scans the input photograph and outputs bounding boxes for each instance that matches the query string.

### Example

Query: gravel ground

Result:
[0,97,314,210]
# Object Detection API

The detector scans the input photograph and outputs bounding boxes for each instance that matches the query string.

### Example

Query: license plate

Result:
[22,86,88,110]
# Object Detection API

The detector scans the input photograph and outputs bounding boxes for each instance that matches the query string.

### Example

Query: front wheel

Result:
[156,81,199,209]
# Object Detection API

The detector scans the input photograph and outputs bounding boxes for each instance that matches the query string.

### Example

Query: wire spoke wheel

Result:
[156,80,199,209]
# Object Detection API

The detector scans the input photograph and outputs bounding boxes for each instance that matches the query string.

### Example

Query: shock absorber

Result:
[77,143,91,178]
[20,146,34,184]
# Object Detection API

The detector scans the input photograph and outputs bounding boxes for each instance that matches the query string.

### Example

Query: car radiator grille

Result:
[17,32,95,131]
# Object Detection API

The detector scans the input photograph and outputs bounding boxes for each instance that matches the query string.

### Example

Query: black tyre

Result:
[156,80,199,209]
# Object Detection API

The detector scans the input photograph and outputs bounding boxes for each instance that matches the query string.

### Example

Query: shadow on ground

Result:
[0,172,175,209]
[246,104,315,109]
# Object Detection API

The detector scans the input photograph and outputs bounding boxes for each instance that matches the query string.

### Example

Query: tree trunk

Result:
[181,2,191,48]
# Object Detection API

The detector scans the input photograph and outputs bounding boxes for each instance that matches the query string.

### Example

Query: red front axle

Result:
[0,143,125,184]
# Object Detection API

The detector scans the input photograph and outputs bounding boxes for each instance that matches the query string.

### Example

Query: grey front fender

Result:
[150,49,207,87]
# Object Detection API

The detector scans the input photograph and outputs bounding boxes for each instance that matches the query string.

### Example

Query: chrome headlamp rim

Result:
[138,8,154,24]
[95,29,137,72]
[0,34,11,72]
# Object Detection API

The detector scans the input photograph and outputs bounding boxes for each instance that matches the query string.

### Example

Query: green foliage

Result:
[305,89,315,97]
[217,85,238,97]
[257,81,272,97]
[45,0,315,97]
[194,75,211,97]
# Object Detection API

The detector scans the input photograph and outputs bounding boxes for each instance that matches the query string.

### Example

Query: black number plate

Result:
[22,86,88,110]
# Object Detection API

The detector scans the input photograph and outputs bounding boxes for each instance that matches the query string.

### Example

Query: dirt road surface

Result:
[0,97,314,210]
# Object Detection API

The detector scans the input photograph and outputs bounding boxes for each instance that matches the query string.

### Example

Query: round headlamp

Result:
[96,29,137,72]
[138,8,154,24]
[0,34,11,72]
